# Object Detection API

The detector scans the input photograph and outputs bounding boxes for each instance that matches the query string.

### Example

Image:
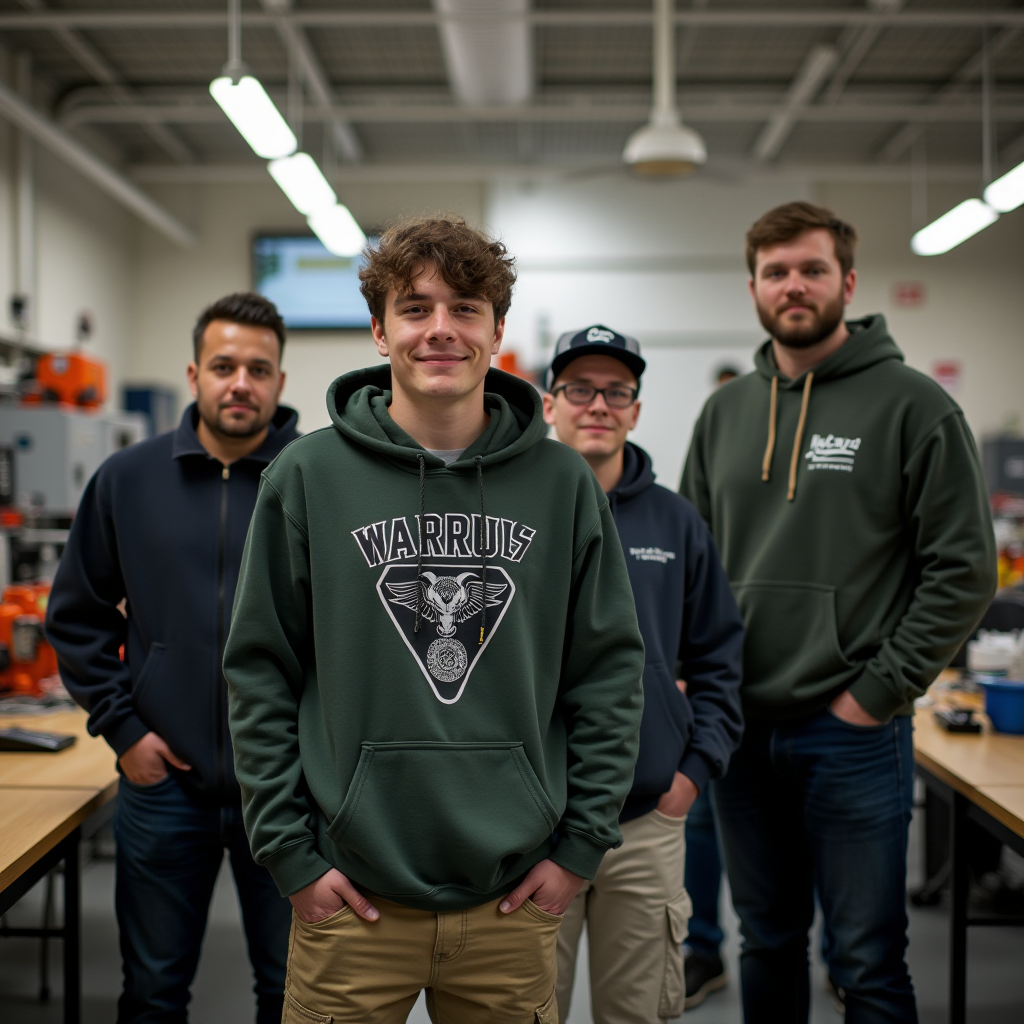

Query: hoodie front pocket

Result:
[327,741,560,898]
[732,582,852,700]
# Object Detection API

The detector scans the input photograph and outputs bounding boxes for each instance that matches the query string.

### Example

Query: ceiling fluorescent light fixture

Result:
[210,76,297,159]
[984,159,1024,214]
[268,153,337,216]
[308,204,367,258]
[911,199,999,256]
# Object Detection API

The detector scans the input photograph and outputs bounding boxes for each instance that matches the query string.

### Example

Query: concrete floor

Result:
[1,810,1022,1023]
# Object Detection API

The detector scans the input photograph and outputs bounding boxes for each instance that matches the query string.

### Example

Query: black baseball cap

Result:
[545,325,646,391]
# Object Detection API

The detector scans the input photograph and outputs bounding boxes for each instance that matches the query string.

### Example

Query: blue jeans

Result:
[113,773,292,1024]
[713,708,917,1024]
[684,782,725,958]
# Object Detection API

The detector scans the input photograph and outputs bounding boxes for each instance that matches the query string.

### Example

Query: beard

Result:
[756,289,845,350]
[196,389,273,439]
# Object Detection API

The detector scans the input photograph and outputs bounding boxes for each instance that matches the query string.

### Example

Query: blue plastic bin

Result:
[978,678,1024,735]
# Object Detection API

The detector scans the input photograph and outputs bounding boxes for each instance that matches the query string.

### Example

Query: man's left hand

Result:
[657,771,699,818]
[499,859,584,917]
[830,689,882,726]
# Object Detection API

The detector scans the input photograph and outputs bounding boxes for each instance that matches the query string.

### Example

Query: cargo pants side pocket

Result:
[659,891,692,1018]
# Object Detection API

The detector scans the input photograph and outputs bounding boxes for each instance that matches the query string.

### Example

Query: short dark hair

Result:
[359,216,516,324]
[745,201,858,277]
[192,291,286,362]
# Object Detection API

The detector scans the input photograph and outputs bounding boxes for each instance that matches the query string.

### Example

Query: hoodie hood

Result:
[326,365,547,470]
[753,315,902,501]
[753,314,903,387]
[608,442,656,502]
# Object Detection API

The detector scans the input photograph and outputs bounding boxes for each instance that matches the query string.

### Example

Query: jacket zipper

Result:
[216,463,229,796]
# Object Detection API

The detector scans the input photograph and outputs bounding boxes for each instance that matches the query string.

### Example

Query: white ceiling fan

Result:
[623,0,707,176]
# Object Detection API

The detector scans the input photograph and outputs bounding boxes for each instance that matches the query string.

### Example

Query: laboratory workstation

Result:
[0,2,1023,1024]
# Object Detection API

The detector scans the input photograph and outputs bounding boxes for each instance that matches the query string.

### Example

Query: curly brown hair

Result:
[359,216,516,324]
[745,201,858,277]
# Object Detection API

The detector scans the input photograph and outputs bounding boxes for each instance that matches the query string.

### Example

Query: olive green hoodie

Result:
[225,366,644,909]
[681,315,996,723]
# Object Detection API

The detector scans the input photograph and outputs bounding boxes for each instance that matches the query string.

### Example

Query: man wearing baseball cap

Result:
[543,326,744,1023]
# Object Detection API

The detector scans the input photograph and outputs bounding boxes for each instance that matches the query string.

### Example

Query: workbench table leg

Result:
[949,790,968,1024]
[63,835,80,1024]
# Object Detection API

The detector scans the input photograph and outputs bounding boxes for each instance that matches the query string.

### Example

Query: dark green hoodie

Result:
[224,366,644,909]
[681,315,996,723]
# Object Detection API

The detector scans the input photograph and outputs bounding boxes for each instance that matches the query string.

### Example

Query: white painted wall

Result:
[0,124,135,408]
[117,171,1022,483]
[488,175,813,481]
[819,180,1024,443]
[128,179,483,432]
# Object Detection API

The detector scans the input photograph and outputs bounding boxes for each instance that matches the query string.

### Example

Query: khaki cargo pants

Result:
[556,809,691,1023]
[283,895,561,1023]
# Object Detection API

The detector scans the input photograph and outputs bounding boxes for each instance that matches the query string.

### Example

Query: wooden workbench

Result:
[0,711,118,791]
[0,787,110,892]
[913,703,1024,1024]
[0,708,119,1024]
[914,706,1024,799]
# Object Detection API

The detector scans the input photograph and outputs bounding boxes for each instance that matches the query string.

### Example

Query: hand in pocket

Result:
[290,868,379,923]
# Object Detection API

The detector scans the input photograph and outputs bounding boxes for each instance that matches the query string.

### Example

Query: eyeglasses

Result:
[552,382,638,409]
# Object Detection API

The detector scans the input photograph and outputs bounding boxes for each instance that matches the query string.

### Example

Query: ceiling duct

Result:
[623,0,707,177]
[434,0,532,106]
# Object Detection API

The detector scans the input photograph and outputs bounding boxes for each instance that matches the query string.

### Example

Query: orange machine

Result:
[24,352,107,409]
[0,583,59,696]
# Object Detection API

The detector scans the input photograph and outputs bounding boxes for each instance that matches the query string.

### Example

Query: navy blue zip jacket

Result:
[45,403,300,806]
[611,442,744,822]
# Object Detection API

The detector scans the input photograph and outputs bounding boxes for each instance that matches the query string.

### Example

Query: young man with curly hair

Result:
[225,217,645,1023]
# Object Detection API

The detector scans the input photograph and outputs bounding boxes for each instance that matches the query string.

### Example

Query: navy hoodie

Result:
[610,443,744,821]
[46,403,300,806]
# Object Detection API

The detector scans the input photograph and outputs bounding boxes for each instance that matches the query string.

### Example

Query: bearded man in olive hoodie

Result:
[681,202,996,1024]
[225,218,645,1023]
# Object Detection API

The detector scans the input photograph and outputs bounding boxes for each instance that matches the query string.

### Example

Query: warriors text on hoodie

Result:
[224,367,645,910]
[681,315,996,723]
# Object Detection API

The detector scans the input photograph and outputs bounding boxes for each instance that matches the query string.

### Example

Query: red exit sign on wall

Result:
[892,281,927,308]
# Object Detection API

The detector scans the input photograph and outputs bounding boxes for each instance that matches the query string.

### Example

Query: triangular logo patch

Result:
[376,563,516,704]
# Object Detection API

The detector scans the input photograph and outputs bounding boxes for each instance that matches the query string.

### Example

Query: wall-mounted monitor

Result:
[252,233,375,330]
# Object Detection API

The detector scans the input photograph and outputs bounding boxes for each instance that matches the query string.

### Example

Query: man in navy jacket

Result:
[542,326,744,1024]
[46,293,299,1024]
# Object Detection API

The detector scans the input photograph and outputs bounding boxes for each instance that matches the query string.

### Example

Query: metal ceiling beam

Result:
[15,0,194,164]
[0,79,195,246]
[753,45,838,162]
[2,9,1024,30]
[127,160,987,186]
[821,19,893,106]
[258,0,362,162]
[61,100,1024,127]
[878,26,1023,162]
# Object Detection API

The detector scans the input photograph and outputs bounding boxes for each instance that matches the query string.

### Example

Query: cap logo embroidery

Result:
[586,327,616,344]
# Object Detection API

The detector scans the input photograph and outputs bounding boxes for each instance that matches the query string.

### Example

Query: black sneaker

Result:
[684,949,727,1009]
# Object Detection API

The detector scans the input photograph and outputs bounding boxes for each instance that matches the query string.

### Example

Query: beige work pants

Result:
[556,809,691,1024]
[283,895,560,1024]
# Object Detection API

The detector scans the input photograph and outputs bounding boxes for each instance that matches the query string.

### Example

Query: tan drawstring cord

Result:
[761,375,779,482]
[787,371,814,502]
